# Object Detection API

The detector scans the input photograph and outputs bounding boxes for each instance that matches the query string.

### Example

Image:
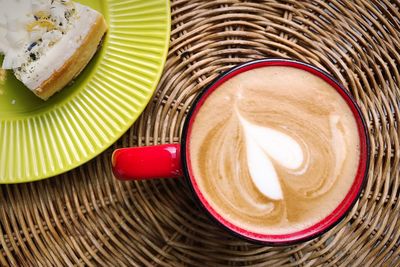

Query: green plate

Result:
[0,0,171,183]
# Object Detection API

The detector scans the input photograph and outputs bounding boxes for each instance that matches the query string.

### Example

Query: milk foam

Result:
[238,112,304,200]
[189,66,360,235]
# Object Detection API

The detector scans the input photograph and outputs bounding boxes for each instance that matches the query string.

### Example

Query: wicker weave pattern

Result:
[1,0,399,266]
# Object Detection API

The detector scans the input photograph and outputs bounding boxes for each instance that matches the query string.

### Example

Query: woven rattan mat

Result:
[1,0,399,266]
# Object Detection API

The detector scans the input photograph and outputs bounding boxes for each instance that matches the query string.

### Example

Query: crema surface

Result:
[189,66,360,234]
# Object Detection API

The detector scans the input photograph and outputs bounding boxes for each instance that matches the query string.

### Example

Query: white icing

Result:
[238,113,304,200]
[0,0,34,68]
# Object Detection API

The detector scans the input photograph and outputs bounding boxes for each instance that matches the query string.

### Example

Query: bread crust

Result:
[33,15,107,100]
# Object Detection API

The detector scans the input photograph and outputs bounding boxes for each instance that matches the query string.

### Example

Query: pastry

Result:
[0,0,107,100]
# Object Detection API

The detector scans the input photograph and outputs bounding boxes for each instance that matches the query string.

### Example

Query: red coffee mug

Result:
[112,58,370,245]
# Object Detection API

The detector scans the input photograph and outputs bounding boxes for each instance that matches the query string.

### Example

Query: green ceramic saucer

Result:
[0,0,171,183]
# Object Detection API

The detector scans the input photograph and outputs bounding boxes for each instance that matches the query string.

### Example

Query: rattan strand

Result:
[1,0,399,266]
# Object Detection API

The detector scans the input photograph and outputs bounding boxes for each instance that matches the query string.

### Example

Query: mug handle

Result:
[111,144,183,180]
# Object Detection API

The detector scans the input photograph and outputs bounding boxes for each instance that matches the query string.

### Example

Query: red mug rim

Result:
[181,58,370,245]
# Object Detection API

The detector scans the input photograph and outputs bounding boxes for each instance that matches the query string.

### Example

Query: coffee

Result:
[188,66,360,234]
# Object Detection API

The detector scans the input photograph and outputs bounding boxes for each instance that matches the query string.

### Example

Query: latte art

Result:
[189,67,360,234]
[238,112,304,200]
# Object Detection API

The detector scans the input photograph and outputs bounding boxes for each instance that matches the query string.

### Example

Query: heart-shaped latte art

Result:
[238,113,304,200]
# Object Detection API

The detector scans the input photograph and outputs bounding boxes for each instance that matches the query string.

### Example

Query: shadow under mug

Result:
[112,58,370,245]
